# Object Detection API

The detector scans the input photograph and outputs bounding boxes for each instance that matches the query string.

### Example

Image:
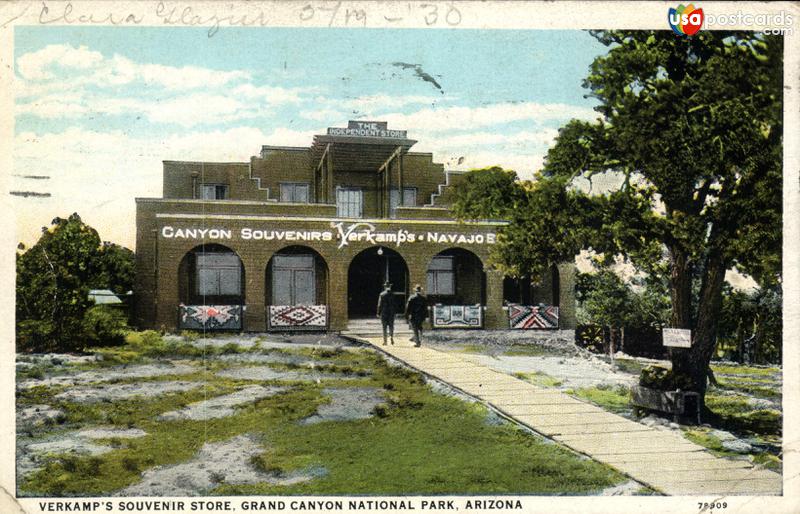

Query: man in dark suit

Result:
[405,284,428,347]
[376,281,396,345]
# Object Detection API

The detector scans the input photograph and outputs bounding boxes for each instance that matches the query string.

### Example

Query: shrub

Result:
[639,365,693,391]
[16,319,54,353]
[82,306,127,348]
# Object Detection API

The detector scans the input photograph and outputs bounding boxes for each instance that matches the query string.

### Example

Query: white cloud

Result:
[15,44,317,127]
[232,84,306,104]
[17,44,250,90]
[381,102,597,132]
[17,44,104,80]
[299,94,440,122]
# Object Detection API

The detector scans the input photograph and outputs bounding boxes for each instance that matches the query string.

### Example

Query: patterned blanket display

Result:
[268,305,328,330]
[507,304,559,329]
[432,304,483,328]
[179,305,243,330]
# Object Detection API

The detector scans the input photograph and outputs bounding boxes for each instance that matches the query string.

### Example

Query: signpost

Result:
[663,328,692,348]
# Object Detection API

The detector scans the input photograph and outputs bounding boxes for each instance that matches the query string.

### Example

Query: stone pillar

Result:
[327,262,349,331]
[484,269,505,329]
[557,262,578,329]
[242,255,266,332]
[155,249,180,332]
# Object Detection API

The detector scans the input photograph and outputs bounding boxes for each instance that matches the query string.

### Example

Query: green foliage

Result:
[717,283,782,364]
[92,242,135,295]
[81,306,127,348]
[20,346,626,496]
[16,213,135,352]
[454,31,783,399]
[639,365,692,391]
[16,214,101,352]
[570,385,631,414]
[451,166,525,221]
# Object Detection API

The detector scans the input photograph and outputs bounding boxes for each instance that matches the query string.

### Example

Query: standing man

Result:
[405,284,428,348]
[376,281,396,346]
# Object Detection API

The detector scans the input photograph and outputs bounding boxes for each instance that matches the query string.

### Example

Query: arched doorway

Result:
[426,248,485,305]
[266,246,328,306]
[266,246,329,330]
[178,243,245,306]
[347,247,408,319]
[177,244,245,330]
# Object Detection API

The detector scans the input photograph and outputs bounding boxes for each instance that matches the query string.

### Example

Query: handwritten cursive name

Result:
[155,2,271,38]
[39,2,143,25]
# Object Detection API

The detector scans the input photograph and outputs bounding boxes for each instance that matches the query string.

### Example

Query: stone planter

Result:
[630,385,701,424]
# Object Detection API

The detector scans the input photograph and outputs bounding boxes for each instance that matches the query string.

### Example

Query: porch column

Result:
[556,262,577,329]
[484,269,505,329]
[327,261,349,331]
[241,254,267,332]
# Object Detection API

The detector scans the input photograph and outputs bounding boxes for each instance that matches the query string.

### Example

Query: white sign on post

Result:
[663,328,692,348]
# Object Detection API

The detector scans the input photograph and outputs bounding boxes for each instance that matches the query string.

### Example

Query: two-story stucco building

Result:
[133,121,576,333]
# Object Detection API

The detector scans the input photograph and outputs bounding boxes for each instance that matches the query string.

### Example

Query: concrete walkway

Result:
[356,336,782,496]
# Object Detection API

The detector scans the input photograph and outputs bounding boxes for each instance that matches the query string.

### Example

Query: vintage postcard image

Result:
[1,1,798,513]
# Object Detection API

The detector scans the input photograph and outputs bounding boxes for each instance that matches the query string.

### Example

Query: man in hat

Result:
[376,281,396,345]
[405,284,428,347]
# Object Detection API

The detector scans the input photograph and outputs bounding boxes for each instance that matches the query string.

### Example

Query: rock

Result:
[299,387,384,425]
[115,434,324,496]
[158,386,287,421]
[55,381,200,403]
[722,439,753,453]
[709,429,737,442]
[17,405,65,429]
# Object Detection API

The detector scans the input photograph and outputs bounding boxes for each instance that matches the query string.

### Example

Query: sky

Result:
[12,26,611,250]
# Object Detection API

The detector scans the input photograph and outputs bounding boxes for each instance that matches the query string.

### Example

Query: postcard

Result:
[1,1,798,513]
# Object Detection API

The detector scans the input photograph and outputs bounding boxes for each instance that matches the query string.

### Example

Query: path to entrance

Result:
[352,335,781,496]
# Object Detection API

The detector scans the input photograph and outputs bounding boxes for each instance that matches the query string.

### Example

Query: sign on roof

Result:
[327,121,407,139]
[663,328,692,348]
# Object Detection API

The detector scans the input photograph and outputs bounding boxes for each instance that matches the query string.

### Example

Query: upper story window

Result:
[201,184,228,200]
[427,256,455,295]
[336,187,363,218]
[197,252,241,296]
[389,187,417,218]
[280,182,310,203]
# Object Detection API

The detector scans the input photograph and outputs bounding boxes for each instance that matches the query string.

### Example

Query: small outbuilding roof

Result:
[88,289,122,305]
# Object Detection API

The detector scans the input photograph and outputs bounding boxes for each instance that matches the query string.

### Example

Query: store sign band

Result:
[160,222,497,249]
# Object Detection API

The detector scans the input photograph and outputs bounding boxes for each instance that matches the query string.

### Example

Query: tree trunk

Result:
[672,248,727,415]
[669,245,693,329]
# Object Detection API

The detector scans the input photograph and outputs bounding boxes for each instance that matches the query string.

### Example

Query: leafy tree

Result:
[92,242,135,294]
[16,213,133,352]
[454,31,782,413]
[547,31,782,411]
[577,263,671,354]
[718,283,782,364]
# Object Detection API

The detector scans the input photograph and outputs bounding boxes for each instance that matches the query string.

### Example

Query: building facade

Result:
[134,121,576,332]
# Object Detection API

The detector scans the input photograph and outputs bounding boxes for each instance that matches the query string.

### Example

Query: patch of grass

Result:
[570,385,631,414]
[90,331,249,365]
[711,380,781,400]
[503,344,555,357]
[752,453,782,472]
[705,394,756,415]
[21,347,628,496]
[681,428,732,456]
[21,386,324,496]
[512,371,562,388]
[711,364,780,377]
[607,358,647,376]
[16,364,48,380]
